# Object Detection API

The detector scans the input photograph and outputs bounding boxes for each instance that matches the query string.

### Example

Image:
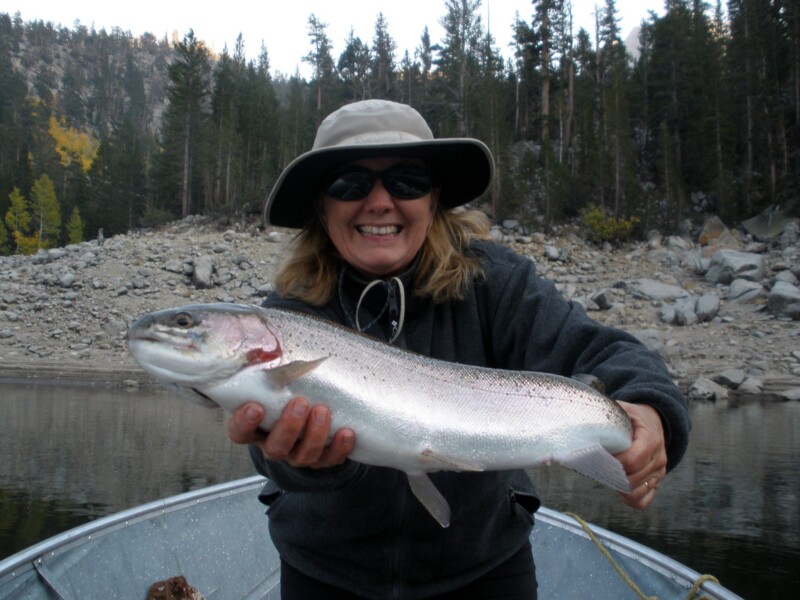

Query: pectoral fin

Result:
[265,357,327,389]
[406,472,451,528]
[556,444,632,493]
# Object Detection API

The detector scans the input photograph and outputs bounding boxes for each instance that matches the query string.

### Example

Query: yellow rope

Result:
[687,574,721,600]
[563,513,724,600]
[563,511,658,600]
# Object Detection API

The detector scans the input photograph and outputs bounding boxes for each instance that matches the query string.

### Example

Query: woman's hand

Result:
[227,398,355,469]
[614,401,668,510]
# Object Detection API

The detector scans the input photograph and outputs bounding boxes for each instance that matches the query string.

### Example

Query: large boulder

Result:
[695,293,721,322]
[660,293,720,326]
[741,205,800,241]
[699,215,741,250]
[768,281,800,320]
[704,250,766,284]
[629,279,690,301]
[192,255,215,289]
[728,279,765,303]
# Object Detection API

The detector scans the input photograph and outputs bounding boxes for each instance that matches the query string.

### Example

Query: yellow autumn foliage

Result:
[48,116,99,173]
[13,231,41,255]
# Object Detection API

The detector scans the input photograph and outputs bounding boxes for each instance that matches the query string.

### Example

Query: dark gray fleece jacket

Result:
[250,239,690,600]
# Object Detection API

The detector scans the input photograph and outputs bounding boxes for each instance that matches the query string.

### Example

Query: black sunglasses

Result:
[323,164,432,201]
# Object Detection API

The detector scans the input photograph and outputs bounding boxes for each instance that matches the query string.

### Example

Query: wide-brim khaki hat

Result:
[264,100,495,228]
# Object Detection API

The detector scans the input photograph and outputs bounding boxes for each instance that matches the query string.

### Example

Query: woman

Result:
[227,99,690,599]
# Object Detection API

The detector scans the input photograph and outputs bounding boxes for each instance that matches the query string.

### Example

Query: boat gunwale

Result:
[0,475,268,579]
[0,476,741,599]
[534,508,742,599]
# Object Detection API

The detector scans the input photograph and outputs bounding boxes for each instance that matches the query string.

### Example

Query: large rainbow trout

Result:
[127,303,632,527]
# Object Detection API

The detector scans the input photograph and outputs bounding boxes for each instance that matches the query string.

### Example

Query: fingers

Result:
[619,467,667,509]
[263,398,314,461]
[227,402,267,444]
[227,399,355,469]
[320,428,356,467]
[615,401,669,510]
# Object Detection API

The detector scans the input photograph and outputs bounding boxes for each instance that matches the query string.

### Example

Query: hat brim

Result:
[264,139,494,229]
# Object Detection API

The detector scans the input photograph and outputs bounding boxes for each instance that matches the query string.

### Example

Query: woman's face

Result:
[321,157,435,278]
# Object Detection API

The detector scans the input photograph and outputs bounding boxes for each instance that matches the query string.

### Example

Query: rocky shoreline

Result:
[1,214,799,402]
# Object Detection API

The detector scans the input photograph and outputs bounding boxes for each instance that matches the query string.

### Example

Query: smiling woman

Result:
[268,100,494,307]
[220,98,690,600]
[321,157,436,277]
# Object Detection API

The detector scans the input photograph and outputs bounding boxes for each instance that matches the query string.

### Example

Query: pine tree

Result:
[238,44,280,211]
[4,187,31,252]
[210,44,239,212]
[0,13,28,202]
[303,15,337,122]
[658,120,687,230]
[371,13,397,100]
[438,0,484,136]
[338,30,371,101]
[66,206,83,244]
[571,28,604,209]
[399,50,421,106]
[5,3,800,235]
[277,74,313,171]
[531,0,565,143]
[512,15,539,139]
[0,217,8,254]
[596,0,636,217]
[159,30,212,218]
[417,27,434,104]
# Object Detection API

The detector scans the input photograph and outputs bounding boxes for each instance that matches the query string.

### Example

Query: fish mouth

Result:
[127,329,198,351]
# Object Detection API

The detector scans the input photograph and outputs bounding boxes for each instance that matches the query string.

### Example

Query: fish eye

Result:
[173,312,195,328]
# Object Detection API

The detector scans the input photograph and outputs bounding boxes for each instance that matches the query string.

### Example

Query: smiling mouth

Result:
[357,225,402,235]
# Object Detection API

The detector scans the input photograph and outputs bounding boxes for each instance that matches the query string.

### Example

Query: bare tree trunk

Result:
[613,79,621,218]
[744,12,754,213]
[541,10,550,143]
[765,102,776,203]
[564,58,575,156]
[214,128,222,211]
[225,152,232,209]
[182,118,191,218]
[794,1,800,137]
[715,108,726,218]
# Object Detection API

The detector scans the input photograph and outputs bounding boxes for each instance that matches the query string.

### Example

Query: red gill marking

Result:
[246,343,282,365]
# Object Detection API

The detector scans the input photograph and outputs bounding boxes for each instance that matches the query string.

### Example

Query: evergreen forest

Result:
[0,0,798,255]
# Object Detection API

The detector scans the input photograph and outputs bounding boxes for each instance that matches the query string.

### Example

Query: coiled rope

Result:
[687,574,722,600]
[563,512,721,600]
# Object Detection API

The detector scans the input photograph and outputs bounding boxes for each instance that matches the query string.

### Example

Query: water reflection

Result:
[2,381,798,597]
[532,399,800,597]
[0,381,254,558]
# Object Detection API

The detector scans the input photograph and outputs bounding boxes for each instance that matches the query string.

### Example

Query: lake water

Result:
[1,380,798,598]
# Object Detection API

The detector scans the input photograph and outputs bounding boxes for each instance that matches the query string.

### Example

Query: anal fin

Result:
[406,472,451,528]
[421,449,484,472]
[556,444,632,493]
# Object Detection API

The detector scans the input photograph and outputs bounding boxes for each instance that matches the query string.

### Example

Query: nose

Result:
[361,178,394,210]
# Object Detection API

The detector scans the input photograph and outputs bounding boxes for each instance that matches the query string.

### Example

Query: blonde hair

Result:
[272,207,491,305]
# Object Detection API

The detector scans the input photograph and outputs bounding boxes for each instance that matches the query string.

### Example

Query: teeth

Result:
[358,225,400,235]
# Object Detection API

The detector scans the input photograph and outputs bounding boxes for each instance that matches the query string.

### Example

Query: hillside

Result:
[1,215,799,403]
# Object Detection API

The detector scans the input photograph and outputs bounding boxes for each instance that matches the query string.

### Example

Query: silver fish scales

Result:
[127,303,632,527]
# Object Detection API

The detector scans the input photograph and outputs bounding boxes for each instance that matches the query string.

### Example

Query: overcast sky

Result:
[3,1,665,77]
